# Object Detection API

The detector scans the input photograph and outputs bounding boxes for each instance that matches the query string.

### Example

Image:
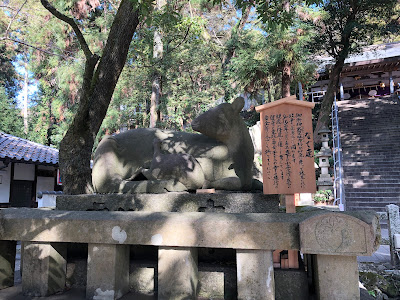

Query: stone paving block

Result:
[236,249,275,300]
[0,241,16,289]
[86,244,129,300]
[158,247,198,299]
[22,242,67,297]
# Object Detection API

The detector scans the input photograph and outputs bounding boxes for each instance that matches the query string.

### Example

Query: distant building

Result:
[309,42,400,102]
[0,131,61,207]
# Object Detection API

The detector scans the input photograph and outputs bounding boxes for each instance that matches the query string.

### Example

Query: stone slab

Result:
[56,193,279,213]
[0,209,380,254]
[22,242,66,297]
[0,241,16,289]
[300,212,380,256]
[0,208,302,250]
[236,250,275,300]
[86,244,130,300]
[158,247,198,300]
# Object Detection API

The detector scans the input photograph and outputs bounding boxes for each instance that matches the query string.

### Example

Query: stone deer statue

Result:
[92,97,254,193]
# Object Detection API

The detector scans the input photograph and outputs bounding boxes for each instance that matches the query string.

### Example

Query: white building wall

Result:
[14,163,35,181]
[37,194,57,208]
[36,176,55,202]
[0,162,11,203]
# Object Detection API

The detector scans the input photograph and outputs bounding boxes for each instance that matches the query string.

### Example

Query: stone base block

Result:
[86,244,129,300]
[56,193,279,213]
[314,255,359,300]
[274,269,309,300]
[129,262,156,295]
[158,247,198,299]
[236,250,275,300]
[0,241,16,289]
[22,242,67,297]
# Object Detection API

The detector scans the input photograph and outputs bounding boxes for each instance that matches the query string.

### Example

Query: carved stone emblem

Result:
[315,216,352,252]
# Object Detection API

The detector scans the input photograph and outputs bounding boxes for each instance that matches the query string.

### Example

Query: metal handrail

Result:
[331,94,345,211]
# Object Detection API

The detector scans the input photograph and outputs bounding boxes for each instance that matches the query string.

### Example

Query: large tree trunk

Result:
[314,57,346,139]
[150,24,163,128]
[313,9,355,142]
[58,0,140,194]
[281,60,291,98]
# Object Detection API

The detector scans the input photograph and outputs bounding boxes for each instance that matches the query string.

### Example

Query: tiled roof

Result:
[0,131,58,165]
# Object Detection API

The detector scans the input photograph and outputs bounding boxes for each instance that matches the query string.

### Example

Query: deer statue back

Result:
[92,97,254,193]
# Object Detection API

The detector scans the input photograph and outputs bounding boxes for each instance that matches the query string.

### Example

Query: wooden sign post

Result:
[256,95,316,269]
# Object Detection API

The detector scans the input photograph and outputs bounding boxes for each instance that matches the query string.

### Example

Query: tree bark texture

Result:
[281,60,291,98]
[58,0,140,194]
[150,29,163,128]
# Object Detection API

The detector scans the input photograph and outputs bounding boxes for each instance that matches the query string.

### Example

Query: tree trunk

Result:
[281,60,291,98]
[23,61,29,134]
[313,57,345,142]
[313,9,355,142]
[150,72,161,128]
[59,0,140,194]
[150,0,165,128]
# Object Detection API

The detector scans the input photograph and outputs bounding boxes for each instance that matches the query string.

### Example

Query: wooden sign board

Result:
[256,96,316,194]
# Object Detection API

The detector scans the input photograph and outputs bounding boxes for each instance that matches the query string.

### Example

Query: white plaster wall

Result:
[37,194,56,208]
[0,162,11,203]
[14,163,35,181]
[36,176,55,202]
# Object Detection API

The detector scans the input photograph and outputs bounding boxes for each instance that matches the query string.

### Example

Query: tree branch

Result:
[5,0,28,39]
[40,0,93,59]
[0,37,70,59]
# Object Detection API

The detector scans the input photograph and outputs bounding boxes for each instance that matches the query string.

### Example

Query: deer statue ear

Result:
[231,97,245,114]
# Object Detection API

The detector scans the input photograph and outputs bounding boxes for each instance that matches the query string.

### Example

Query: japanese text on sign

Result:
[263,112,314,192]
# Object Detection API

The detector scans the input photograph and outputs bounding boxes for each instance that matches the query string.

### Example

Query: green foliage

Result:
[313,189,332,203]
[0,45,19,98]
[0,87,24,137]
[309,0,399,58]
[233,0,322,29]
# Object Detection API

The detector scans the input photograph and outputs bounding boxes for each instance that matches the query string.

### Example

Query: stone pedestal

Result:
[314,255,359,300]
[316,126,333,191]
[158,247,198,299]
[22,242,67,297]
[86,244,130,300]
[236,250,275,300]
[0,241,16,289]
[387,204,400,266]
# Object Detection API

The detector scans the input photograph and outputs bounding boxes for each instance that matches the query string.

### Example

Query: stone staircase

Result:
[337,97,400,212]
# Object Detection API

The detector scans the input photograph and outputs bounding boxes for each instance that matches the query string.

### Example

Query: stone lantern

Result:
[316,126,333,191]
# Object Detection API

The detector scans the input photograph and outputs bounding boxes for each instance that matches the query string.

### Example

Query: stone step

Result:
[342,162,400,167]
[342,163,400,168]
[345,178,400,184]
[344,197,400,203]
[346,192,400,198]
[343,155,400,159]
[345,187,400,193]
[344,183,400,188]
[343,172,400,178]
[346,198,399,209]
